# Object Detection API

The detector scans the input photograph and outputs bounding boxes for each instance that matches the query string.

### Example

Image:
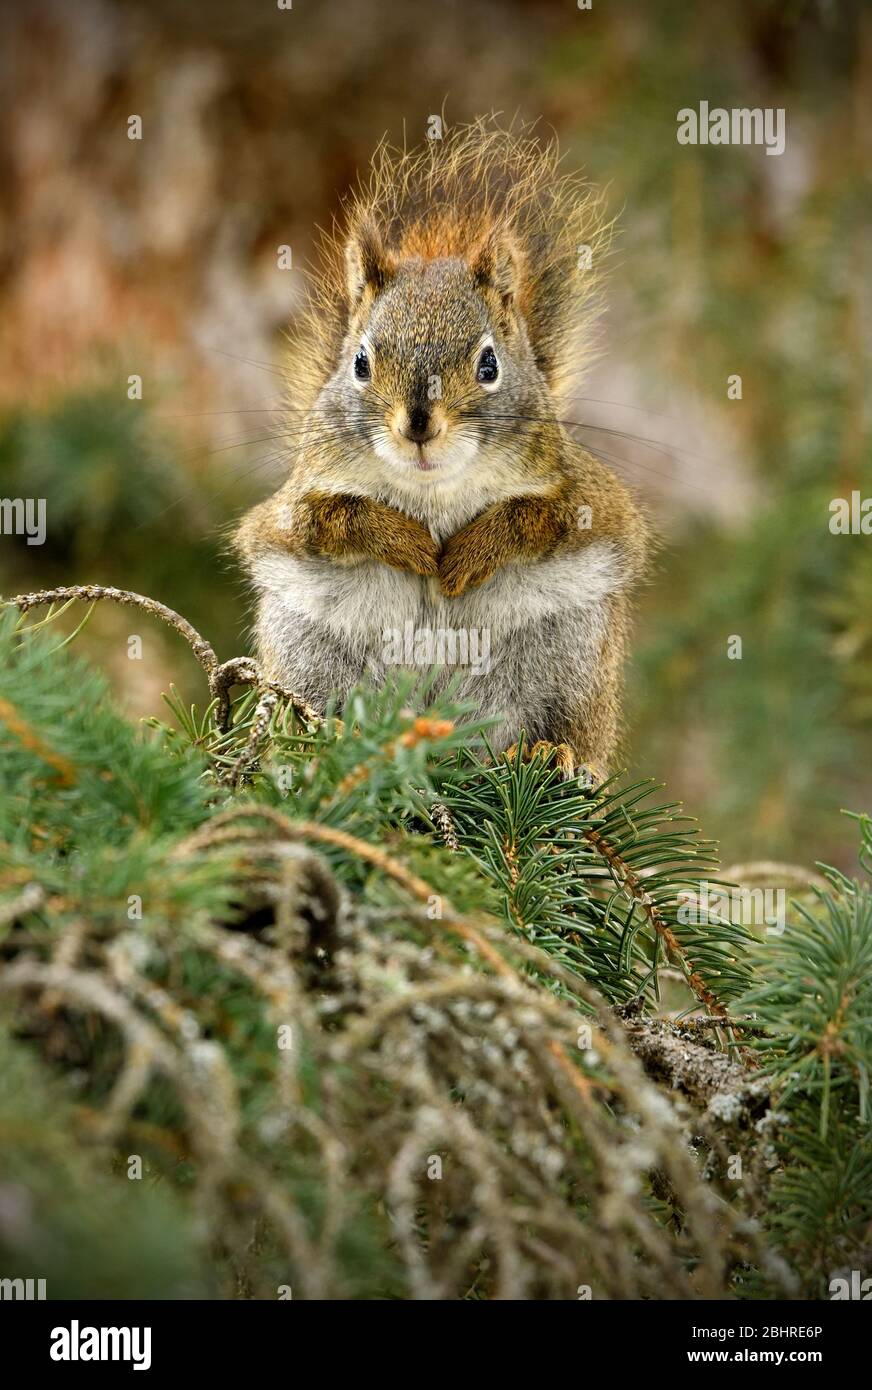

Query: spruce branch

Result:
[0,694,76,786]
[585,824,728,1016]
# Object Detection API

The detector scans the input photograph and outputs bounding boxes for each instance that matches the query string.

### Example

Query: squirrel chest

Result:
[252,538,622,642]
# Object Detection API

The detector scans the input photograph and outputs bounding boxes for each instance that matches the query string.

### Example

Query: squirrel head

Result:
[314,220,549,488]
[288,121,610,493]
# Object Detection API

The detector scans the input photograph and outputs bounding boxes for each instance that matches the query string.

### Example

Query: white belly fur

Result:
[250,541,624,748]
[251,540,623,650]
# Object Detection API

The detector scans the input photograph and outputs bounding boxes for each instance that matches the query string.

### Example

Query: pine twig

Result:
[3,584,324,735]
[585,826,728,1017]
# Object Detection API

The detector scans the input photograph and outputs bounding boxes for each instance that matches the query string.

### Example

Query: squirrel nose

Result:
[402,407,434,444]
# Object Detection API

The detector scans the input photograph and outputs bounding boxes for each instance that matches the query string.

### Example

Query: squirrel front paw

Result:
[438,520,499,597]
[377,512,440,577]
[504,740,577,781]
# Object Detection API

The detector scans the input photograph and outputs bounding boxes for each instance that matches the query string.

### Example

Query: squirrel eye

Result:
[476,344,499,385]
[353,346,371,381]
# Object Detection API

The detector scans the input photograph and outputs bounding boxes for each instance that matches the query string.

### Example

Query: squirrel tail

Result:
[288,116,613,419]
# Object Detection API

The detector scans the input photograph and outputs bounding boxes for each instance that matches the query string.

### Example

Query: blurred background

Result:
[0,0,869,869]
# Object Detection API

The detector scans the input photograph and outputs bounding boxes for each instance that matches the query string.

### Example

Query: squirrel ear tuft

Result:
[469,228,521,304]
[344,221,393,309]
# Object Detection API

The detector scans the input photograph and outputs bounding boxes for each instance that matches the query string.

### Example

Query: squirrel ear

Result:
[344,221,393,309]
[469,228,521,308]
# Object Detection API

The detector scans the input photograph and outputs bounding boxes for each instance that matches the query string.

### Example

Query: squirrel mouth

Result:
[415,445,437,471]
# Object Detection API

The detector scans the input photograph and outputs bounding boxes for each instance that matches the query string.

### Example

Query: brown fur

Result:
[236,492,439,575]
[438,448,646,598]
[302,493,439,575]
